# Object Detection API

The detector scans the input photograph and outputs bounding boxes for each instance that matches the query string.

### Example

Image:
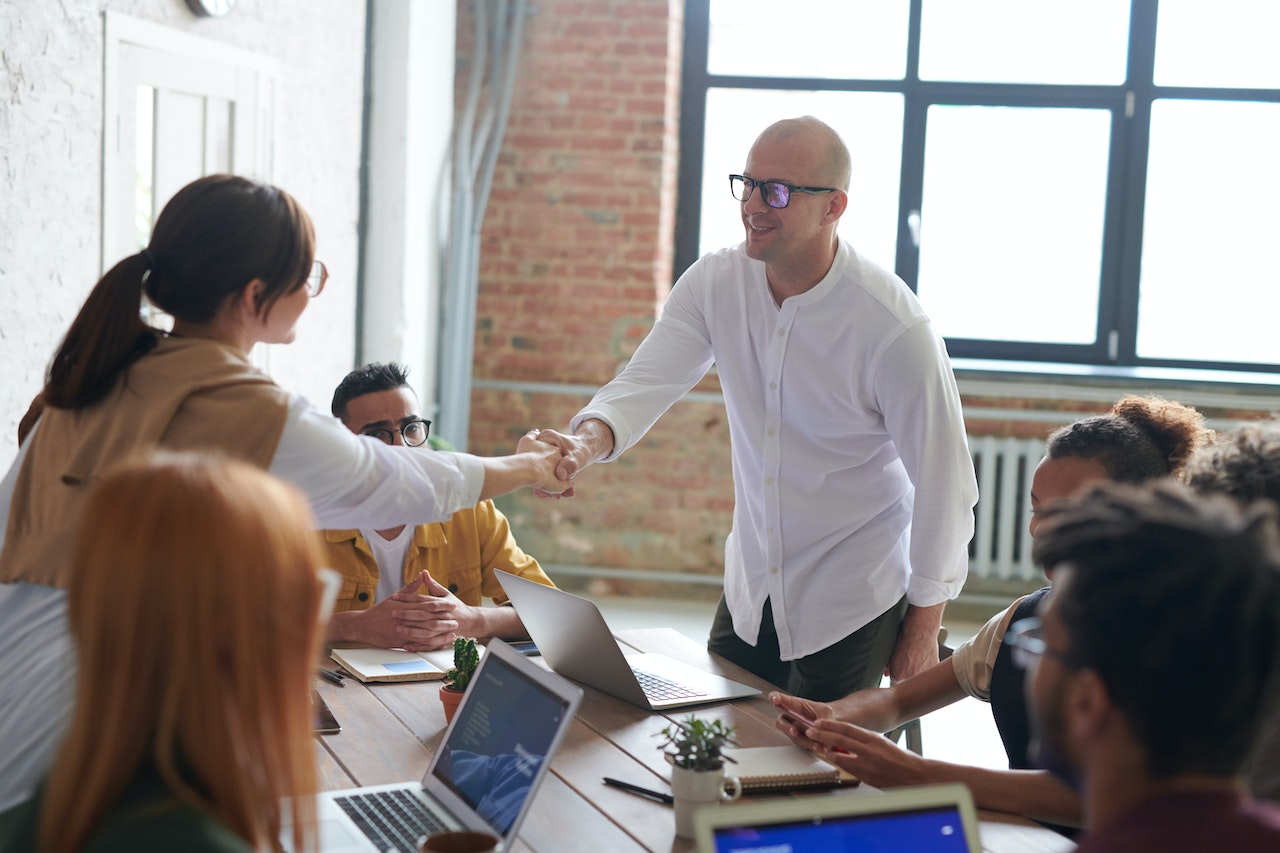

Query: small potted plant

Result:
[655,715,742,838]
[439,637,479,724]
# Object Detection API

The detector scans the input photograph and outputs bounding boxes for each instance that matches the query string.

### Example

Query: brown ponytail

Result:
[42,253,159,409]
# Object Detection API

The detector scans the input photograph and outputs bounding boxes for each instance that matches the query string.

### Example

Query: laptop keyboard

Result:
[334,789,450,852]
[632,667,708,701]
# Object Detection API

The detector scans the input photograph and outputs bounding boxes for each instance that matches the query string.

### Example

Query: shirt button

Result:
[777,329,785,336]
[357,592,370,602]
[769,566,779,575]
[768,429,776,437]
[770,382,777,390]
[765,478,773,487]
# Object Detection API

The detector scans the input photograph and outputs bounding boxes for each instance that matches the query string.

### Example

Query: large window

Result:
[677,0,1280,373]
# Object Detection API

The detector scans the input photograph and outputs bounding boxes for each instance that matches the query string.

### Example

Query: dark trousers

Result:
[707,594,908,701]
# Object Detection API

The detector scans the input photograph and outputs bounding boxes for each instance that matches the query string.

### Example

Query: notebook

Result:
[284,638,583,852]
[494,569,760,710]
[695,782,982,853]
[330,646,453,683]
[725,745,858,794]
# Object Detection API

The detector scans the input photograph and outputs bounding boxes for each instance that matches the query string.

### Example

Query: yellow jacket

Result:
[321,499,552,611]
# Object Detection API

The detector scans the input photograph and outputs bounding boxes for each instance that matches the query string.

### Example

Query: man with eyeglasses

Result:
[1015,481,1280,851]
[322,362,555,650]
[535,116,977,699]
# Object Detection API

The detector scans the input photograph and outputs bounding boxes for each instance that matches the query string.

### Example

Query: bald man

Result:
[536,117,978,700]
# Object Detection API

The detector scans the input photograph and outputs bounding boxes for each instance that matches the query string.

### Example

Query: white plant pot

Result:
[669,764,742,839]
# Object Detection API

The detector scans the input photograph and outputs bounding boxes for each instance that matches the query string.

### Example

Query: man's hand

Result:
[514,431,576,496]
[887,602,945,683]
[529,419,615,498]
[400,571,487,639]
[326,574,459,651]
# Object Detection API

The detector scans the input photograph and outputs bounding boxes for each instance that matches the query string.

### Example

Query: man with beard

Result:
[1014,480,1280,851]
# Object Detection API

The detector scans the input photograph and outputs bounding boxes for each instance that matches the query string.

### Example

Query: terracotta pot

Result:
[440,684,464,723]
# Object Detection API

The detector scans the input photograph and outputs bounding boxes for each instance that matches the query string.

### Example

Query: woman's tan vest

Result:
[0,337,290,587]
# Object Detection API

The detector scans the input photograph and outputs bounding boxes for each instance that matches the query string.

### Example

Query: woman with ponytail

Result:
[0,174,572,818]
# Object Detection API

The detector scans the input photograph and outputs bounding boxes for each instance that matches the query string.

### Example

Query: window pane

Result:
[919,0,1129,85]
[708,0,908,80]
[916,106,1111,344]
[1155,0,1280,88]
[699,89,903,267]
[1137,100,1280,365]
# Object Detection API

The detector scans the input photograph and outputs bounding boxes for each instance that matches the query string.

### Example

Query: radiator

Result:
[967,436,1046,582]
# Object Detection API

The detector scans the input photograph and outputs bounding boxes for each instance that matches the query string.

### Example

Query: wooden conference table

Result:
[315,628,1076,853]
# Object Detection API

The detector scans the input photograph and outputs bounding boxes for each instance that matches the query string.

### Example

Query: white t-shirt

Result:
[364,525,416,603]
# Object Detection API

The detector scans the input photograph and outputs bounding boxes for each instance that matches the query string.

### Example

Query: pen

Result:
[317,668,346,687]
[603,777,674,805]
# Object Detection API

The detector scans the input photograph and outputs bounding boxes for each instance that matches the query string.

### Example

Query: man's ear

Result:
[1067,667,1113,740]
[823,189,848,225]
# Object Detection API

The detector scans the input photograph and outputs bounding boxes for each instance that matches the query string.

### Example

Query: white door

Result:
[102,11,278,331]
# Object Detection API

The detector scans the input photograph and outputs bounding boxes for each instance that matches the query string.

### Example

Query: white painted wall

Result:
[0,0,366,465]
[361,0,457,421]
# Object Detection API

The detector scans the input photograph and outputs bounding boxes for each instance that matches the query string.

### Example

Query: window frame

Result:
[676,0,1280,374]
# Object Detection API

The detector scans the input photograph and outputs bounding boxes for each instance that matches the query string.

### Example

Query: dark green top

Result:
[0,761,252,852]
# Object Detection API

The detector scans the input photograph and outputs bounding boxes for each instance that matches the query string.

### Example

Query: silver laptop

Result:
[286,638,583,852]
[494,570,759,710]
[695,783,982,852]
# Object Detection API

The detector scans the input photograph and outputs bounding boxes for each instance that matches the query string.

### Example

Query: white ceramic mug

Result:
[670,766,743,839]
[418,830,503,853]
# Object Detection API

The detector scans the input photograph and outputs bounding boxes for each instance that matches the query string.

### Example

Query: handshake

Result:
[514,423,609,498]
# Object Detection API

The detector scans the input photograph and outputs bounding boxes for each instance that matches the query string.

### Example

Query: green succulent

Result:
[656,715,738,771]
[445,637,480,692]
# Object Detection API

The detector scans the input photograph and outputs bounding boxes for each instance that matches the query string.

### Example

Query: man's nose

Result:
[743,186,771,215]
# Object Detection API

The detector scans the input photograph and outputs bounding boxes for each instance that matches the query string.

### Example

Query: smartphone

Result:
[313,690,341,734]
[506,640,541,657]
[779,707,817,731]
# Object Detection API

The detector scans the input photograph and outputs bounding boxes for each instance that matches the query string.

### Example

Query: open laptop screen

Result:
[709,804,971,852]
[432,653,573,835]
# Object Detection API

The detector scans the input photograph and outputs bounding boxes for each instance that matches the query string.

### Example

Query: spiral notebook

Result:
[329,646,453,683]
[725,746,859,794]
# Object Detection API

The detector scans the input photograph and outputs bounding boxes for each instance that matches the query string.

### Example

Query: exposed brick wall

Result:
[458,0,685,388]
[456,0,727,590]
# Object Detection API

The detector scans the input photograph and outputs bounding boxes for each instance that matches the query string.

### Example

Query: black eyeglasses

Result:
[729,174,838,209]
[362,419,431,447]
[1004,617,1074,670]
[305,260,328,297]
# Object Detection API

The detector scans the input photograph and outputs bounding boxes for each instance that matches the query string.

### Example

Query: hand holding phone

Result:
[779,705,852,755]
[779,706,817,731]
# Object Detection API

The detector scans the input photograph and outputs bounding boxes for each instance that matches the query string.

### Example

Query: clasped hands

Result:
[350,571,480,652]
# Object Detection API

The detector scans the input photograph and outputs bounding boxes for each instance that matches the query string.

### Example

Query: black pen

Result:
[317,668,346,687]
[603,776,674,805]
